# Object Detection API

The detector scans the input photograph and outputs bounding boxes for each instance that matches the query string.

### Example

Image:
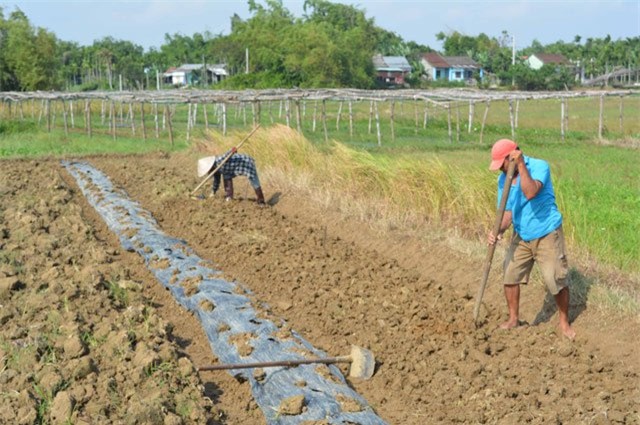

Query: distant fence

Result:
[0,88,637,145]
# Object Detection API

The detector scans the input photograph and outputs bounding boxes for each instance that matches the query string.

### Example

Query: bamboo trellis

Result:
[0,88,636,145]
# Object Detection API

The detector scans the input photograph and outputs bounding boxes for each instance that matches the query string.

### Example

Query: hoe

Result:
[198,345,376,380]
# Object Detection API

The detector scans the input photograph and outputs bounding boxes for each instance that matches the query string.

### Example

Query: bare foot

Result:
[560,323,576,340]
[499,319,519,330]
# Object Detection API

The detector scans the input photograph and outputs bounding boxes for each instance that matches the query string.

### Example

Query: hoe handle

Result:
[190,125,261,196]
[198,355,351,371]
[473,159,517,323]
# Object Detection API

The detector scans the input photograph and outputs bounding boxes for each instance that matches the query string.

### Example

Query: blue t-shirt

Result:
[497,156,562,242]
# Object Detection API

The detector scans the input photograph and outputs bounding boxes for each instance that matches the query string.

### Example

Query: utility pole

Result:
[202,54,207,86]
[245,48,249,74]
[511,35,516,87]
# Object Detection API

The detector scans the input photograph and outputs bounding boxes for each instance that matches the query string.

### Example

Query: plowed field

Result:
[1,153,638,424]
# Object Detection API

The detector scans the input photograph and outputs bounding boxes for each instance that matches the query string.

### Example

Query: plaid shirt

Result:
[212,149,260,192]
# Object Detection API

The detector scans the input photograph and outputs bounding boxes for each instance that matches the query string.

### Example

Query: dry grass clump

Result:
[197,124,496,239]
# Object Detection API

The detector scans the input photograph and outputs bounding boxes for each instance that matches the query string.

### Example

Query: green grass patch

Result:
[0,120,188,158]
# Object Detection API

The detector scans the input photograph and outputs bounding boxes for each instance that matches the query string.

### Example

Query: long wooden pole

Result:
[473,159,517,324]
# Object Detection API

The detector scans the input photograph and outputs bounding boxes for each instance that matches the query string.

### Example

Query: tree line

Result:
[0,0,638,92]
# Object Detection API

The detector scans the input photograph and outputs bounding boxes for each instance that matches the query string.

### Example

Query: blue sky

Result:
[2,1,639,51]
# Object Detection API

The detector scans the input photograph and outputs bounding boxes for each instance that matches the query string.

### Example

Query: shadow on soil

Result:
[532,267,593,325]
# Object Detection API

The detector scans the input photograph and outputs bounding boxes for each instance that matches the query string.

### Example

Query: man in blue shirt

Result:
[487,139,575,340]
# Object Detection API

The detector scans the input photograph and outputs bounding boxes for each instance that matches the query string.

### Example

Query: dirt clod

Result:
[277,394,306,415]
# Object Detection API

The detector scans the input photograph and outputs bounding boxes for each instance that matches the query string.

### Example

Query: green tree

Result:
[3,8,60,90]
[0,8,20,90]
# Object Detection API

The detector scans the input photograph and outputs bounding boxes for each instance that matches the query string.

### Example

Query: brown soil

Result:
[1,153,638,424]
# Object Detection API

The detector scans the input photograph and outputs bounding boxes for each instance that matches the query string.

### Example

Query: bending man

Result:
[197,149,265,205]
[487,139,575,340]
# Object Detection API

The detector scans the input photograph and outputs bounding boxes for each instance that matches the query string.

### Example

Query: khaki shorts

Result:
[503,225,569,295]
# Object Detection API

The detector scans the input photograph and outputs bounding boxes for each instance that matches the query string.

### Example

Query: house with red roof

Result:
[420,52,483,83]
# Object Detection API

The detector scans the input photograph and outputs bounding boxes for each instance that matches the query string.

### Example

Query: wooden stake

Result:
[154,103,159,138]
[267,101,273,124]
[129,103,136,137]
[619,95,624,134]
[110,101,116,141]
[186,103,192,142]
[322,99,328,142]
[70,100,75,128]
[598,94,604,139]
[348,101,354,138]
[390,101,396,142]
[414,100,419,135]
[252,101,257,127]
[447,103,452,143]
[368,100,373,134]
[564,98,568,133]
[222,103,227,136]
[140,103,147,141]
[374,101,381,146]
[295,100,302,134]
[423,101,428,129]
[62,100,69,137]
[256,101,261,125]
[38,99,44,125]
[165,104,174,146]
[285,99,291,127]
[468,100,474,134]
[312,100,317,132]
[480,100,490,144]
[46,100,51,132]
[560,97,565,142]
[242,102,247,125]
[508,99,515,140]
[85,100,92,138]
[336,101,343,131]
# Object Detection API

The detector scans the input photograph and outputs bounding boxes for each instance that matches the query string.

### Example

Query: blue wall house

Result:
[373,54,413,87]
[420,52,483,83]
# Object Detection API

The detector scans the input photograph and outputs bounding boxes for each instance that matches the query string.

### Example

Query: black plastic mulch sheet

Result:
[63,160,387,425]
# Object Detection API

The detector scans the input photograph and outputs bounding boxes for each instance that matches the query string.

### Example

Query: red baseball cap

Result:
[489,139,518,170]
